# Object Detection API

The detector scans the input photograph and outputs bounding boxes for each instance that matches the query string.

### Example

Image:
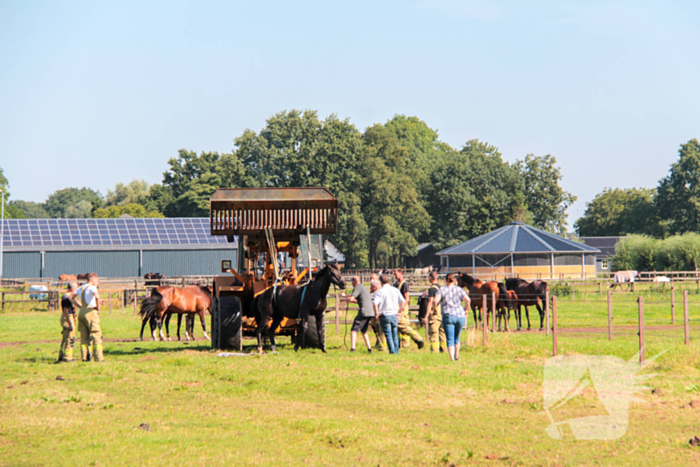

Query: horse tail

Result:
[139,288,163,320]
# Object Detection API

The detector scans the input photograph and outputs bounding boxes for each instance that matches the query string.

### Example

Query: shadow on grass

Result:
[104,341,297,356]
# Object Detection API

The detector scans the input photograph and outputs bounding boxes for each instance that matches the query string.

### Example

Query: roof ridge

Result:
[519,224,555,252]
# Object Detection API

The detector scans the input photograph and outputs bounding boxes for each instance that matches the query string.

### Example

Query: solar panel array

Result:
[1,218,231,247]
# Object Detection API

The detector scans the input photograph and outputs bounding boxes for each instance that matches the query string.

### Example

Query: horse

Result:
[252,263,346,353]
[138,286,212,341]
[58,274,77,286]
[504,278,550,331]
[144,272,165,287]
[457,273,504,329]
[609,270,638,291]
[497,289,518,332]
[76,273,89,282]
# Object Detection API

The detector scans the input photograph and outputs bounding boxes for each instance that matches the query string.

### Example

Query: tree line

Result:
[2,111,576,268]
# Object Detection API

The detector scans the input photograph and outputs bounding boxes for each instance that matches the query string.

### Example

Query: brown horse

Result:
[457,273,505,329]
[505,278,550,331]
[252,264,346,353]
[138,286,212,341]
[58,274,77,286]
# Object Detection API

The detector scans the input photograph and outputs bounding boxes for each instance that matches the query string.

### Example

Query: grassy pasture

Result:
[1,287,700,466]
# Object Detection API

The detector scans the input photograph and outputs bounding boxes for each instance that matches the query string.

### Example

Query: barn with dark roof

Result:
[437,221,600,280]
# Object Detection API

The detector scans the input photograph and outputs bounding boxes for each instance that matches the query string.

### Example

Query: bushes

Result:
[612,233,700,271]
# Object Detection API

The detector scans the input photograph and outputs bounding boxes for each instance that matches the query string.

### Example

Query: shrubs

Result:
[612,233,700,271]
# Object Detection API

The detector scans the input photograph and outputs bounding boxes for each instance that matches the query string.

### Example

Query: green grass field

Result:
[2,286,700,466]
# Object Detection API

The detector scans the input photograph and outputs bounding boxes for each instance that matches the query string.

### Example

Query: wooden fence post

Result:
[684,290,690,346]
[482,295,487,345]
[671,284,675,324]
[108,292,112,315]
[638,296,645,364]
[121,290,124,315]
[133,290,137,316]
[607,290,613,342]
[334,292,339,335]
[492,291,496,332]
[552,296,558,357]
[545,290,550,336]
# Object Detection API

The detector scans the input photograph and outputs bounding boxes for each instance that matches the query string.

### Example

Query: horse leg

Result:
[165,314,172,341]
[140,316,148,341]
[176,314,183,341]
[524,306,531,330]
[537,302,545,330]
[267,317,282,353]
[315,313,326,353]
[198,311,210,341]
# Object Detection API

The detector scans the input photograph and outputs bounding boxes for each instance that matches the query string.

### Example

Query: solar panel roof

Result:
[437,222,600,255]
[1,218,232,248]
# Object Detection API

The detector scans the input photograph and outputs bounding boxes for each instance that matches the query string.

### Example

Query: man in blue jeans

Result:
[372,274,405,354]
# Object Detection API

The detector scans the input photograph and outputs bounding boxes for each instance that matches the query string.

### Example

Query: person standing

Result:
[423,272,447,353]
[69,273,104,362]
[57,281,78,362]
[394,269,425,350]
[340,276,374,352]
[372,274,405,354]
[434,273,470,361]
[368,273,386,351]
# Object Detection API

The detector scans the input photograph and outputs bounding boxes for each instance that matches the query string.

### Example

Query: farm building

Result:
[0,218,238,279]
[437,221,600,280]
[580,236,623,273]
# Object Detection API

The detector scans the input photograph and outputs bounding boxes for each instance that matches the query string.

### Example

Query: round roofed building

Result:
[436,221,600,280]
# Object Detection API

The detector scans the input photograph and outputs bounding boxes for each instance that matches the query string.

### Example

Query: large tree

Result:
[360,125,429,267]
[655,139,700,234]
[235,111,369,266]
[44,187,103,218]
[574,187,661,237]
[428,140,524,250]
[156,150,250,217]
[514,154,576,233]
[9,200,48,218]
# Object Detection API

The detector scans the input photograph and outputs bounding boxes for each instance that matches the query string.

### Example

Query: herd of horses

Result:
[136,267,550,353]
[457,273,550,332]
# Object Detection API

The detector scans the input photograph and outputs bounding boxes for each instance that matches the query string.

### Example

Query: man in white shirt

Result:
[69,273,104,362]
[372,274,405,354]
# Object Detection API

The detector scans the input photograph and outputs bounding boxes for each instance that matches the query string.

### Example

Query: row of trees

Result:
[2,111,576,268]
[612,233,700,272]
[575,139,700,238]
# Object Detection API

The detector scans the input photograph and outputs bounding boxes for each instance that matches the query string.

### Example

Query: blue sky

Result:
[1,1,699,228]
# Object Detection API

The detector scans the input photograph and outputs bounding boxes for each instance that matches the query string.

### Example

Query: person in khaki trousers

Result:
[394,269,425,350]
[423,272,447,353]
[69,273,104,362]
[58,282,79,362]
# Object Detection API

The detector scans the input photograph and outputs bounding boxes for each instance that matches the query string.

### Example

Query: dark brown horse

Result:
[139,286,212,341]
[457,273,507,329]
[252,264,346,353]
[504,278,550,331]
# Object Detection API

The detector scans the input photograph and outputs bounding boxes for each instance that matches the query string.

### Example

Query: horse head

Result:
[323,263,346,289]
[458,273,476,288]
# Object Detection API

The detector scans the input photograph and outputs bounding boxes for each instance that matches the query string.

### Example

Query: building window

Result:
[601,260,609,270]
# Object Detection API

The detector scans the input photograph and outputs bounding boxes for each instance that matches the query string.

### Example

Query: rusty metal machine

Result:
[209,187,338,351]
